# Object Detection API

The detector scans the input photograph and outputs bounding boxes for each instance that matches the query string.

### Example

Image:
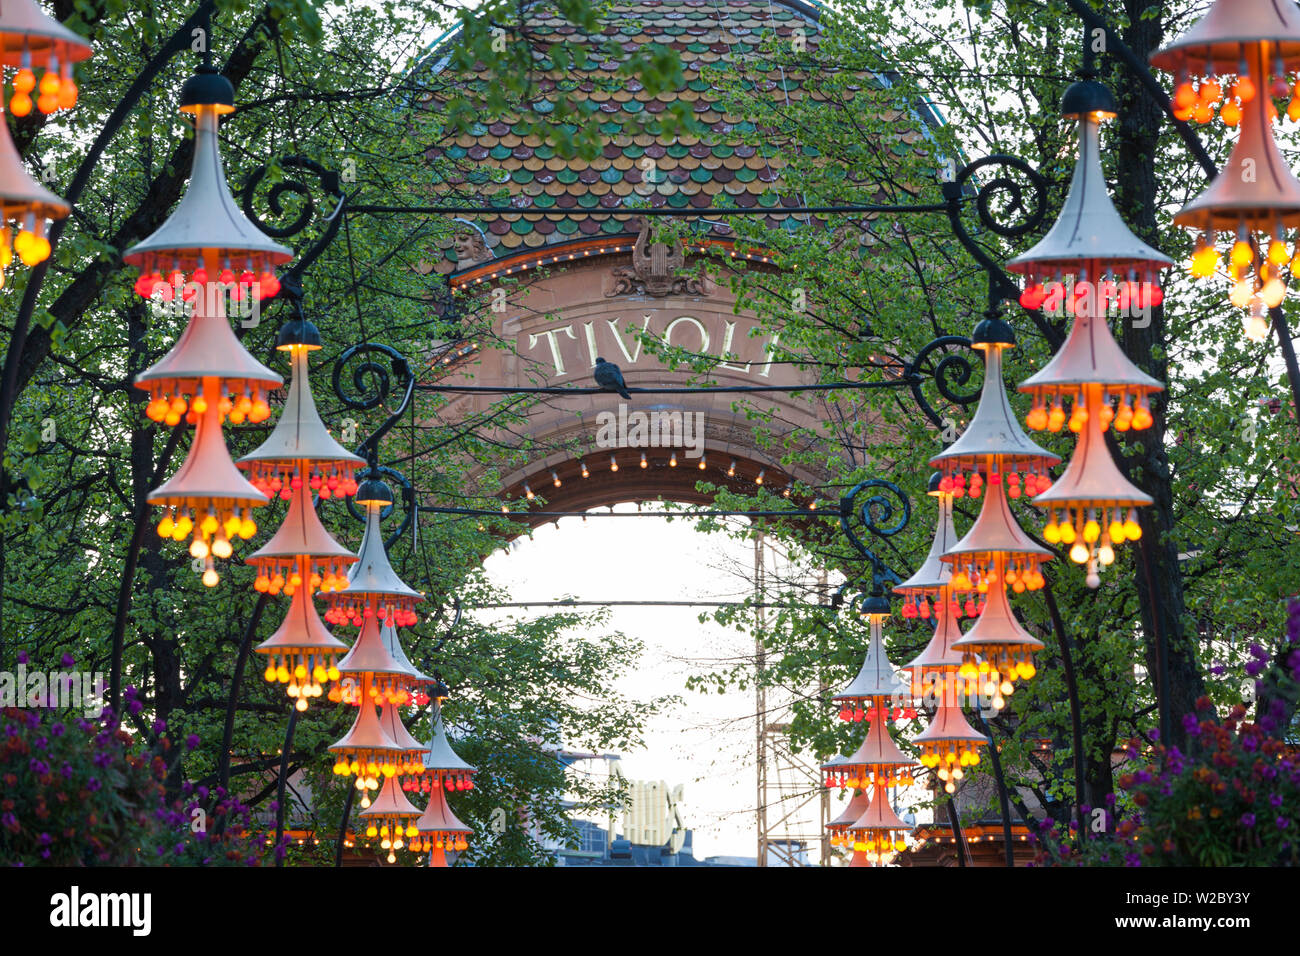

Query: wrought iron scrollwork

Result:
[942,155,1049,308]
[838,479,910,595]
[332,342,414,468]
[240,156,347,278]
[903,334,979,429]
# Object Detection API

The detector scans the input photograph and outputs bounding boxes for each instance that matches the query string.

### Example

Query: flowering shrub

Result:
[1034,600,1300,867]
[0,668,270,866]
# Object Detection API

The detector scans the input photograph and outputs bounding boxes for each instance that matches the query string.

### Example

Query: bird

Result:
[593,357,631,400]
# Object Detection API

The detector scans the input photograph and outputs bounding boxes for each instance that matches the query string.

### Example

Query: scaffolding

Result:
[754,532,830,867]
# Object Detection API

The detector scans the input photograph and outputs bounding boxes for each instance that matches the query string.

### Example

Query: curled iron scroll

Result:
[953,155,1048,241]
[904,334,979,430]
[332,342,414,467]
[240,156,347,279]
[838,479,910,593]
[942,155,1049,308]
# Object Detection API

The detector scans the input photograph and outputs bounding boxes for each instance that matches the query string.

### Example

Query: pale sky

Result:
[481,507,833,861]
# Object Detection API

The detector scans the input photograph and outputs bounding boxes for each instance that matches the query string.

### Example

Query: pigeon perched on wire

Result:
[593,357,631,400]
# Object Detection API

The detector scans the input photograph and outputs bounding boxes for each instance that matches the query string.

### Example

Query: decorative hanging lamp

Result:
[845,782,912,866]
[123,65,291,300]
[826,788,871,864]
[237,316,363,500]
[1007,77,1168,587]
[359,775,422,864]
[893,472,983,624]
[0,1,91,276]
[833,602,914,724]
[412,702,475,865]
[889,473,991,797]
[239,318,364,706]
[328,680,402,808]
[932,317,1058,701]
[895,474,979,703]
[324,473,423,629]
[128,66,292,584]
[326,474,427,805]
[823,595,918,820]
[1151,0,1300,338]
[912,700,989,795]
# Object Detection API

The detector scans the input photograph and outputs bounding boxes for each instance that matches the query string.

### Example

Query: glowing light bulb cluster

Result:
[1024,387,1152,434]
[244,465,359,501]
[1152,1,1300,331]
[402,770,475,794]
[324,594,419,628]
[936,467,1051,500]
[263,654,341,710]
[143,382,271,427]
[946,551,1046,594]
[156,504,258,584]
[409,831,470,856]
[251,555,352,595]
[918,740,983,795]
[0,221,51,268]
[6,44,78,117]
[0,8,90,281]
[1043,505,1142,566]
[900,593,985,620]
[1017,266,1163,313]
[131,262,282,301]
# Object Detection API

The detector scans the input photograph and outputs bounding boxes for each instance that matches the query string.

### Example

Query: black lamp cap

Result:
[1061,79,1117,119]
[355,474,394,506]
[971,315,1016,347]
[927,471,943,494]
[180,65,235,111]
[859,593,891,616]
[276,317,322,349]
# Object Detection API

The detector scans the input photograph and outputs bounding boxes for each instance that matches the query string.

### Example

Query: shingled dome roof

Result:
[420,0,932,275]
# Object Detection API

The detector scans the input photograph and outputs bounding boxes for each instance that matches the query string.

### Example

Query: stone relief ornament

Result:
[607,217,710,297]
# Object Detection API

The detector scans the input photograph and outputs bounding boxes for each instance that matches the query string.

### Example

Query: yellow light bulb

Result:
[202,568,219,587]
[1069,543,1089,563]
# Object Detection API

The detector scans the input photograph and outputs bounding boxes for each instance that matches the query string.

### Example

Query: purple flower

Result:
[196,785,209,801]
[173,842,185,856]
[1124,853,1141,867]
[1246,660,1264,677]
[16,650,27,664]
[92,752,111,768]
[1271,793,1284,808]
[60,653,74,667]
[128,699,143,715]
[28,759,48,775]
[50,722,64,737]
[86,777,101,792]
[38,832,51,846]
[1278,816,1291,830]
[1182,713,1201,736]
[60,763,73,780]
[1248,642,1267,660]
[1241,813,1256,827]
[32,736,47,752]
[185,734,200,750]
[152,717,166,734]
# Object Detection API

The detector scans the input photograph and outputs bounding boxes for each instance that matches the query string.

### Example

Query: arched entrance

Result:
[430,246,835,521]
